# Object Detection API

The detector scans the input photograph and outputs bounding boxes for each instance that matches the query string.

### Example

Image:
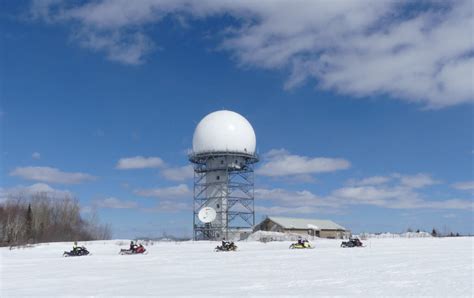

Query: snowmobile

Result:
[215,241,237,252]
[63,246,90,257]
[289,240,313,249]
[119,244,147,255]
[341,238,364,248]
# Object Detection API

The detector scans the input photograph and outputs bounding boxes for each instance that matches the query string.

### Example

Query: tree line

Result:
[406,227,462,237]
[0,192,111,247]
[430,228,461,237]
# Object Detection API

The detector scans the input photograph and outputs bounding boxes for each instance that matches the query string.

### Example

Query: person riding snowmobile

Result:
[351,238,362,247]
[218,240,236,251]
[130,241,137,252]
[290,238,312,249]
[222,240,229,249]
[64,241,89,257]
[296,238,309,248]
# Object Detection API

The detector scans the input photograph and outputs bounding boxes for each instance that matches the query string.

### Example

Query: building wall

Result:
[283,229,312,236]
[282,229,343,239]
[319,230,345,239]
[254,219,284,233]
[254,219,350,239]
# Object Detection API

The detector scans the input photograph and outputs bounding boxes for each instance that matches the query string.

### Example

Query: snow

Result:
[1,237,472,297]
[360,231,433,238]
[245,230,307,242]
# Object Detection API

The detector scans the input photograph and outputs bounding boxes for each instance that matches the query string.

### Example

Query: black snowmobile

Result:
[341,238,364,248]
[215,241,237,252]
[63,246,90,257]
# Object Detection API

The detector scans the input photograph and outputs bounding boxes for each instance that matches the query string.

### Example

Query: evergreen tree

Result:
[431,228,437,237]
[25,204,33,242]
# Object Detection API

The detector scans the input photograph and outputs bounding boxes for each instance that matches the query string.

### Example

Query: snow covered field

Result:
[1,237,472,297]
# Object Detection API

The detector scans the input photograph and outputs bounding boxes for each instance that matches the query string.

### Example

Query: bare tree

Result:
[0,191,111,247]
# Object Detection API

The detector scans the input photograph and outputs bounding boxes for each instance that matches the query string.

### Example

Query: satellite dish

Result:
[198,207,216,223]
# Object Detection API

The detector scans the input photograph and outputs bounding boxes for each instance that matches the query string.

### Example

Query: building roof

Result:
[266,216,346,231]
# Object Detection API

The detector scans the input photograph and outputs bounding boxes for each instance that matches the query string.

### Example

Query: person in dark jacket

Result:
[130,241,137,252]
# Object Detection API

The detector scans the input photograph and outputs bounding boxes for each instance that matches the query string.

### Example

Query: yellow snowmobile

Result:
[289,240,313,249]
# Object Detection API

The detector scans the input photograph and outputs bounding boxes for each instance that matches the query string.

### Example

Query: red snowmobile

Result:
[120,244,147,255]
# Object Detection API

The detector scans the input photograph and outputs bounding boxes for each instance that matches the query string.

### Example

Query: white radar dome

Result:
[192,110,256,155]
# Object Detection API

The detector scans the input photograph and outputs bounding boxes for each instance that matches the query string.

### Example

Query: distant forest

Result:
[0,192,111,247]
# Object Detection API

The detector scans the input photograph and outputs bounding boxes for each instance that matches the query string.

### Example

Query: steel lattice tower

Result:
[189,152,258,240]
[189,110,258,241]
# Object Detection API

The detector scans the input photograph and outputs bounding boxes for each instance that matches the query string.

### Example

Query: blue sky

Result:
[1,0,473,238]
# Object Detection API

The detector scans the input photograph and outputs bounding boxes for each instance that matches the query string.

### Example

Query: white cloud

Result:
[255,205,320,215]
[74,29,154,65]
[347,173,439,189]
[143,201,191,213]
[443,213,456,219]
[135,184,191,198]
[347,176,391,186]
[115,155,194,184]
[257,149,350,177]
[333,173,470,210]
[31,0,473,108]
[219,0,474,108]
[255,187,337,208]
[255,171,473,214]
[331,184,471,210]
[95,197,138,209]
[81,205,94,214]
[397,173,440,189]
[116,156,164,169]
[161,165,194,181]
[10,166,96,184]
[333,185,407,204]
[254,187,343,216]
[424,199,473,210]
[452,181,474,193]
[32,152,41,160]
[0,183,73,201]
[115,155,193,181]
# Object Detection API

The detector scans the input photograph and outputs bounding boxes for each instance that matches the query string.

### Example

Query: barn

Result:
[254,216,350,239]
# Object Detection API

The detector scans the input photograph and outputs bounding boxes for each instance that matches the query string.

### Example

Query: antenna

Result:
[198,207,217,223]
